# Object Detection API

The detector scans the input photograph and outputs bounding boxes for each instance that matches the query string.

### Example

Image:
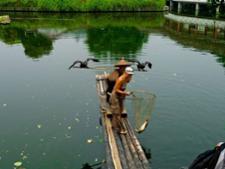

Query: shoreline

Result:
[0,8,166,13]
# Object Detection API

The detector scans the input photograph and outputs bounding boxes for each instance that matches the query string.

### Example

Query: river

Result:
[0,12,225,169]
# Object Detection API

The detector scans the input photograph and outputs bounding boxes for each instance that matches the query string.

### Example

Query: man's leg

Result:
[110,93,120,131]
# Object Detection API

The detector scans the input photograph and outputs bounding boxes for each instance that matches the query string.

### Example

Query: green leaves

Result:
[0,0,165,11]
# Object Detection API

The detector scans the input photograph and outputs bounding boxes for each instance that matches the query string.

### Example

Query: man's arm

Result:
[114,77,129,96]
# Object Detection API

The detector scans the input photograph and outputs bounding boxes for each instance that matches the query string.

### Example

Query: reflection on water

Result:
[0,13,163,60]
[164,13,225,68]
[0,13,224,65]
[86,26,148,59]
[0,26,53,59]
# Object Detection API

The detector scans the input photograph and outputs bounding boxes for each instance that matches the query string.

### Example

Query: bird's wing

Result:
[146,61,152,69]
[86,58,99,62]
[68,61,82,69]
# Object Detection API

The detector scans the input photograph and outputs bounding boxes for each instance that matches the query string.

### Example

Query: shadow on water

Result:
[81,162,103,169]
[142,145,152,161]
[79,146,151,169]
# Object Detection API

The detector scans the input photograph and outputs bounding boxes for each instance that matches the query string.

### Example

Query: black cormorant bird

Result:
[128,59,152,71]
[69,58,99,69]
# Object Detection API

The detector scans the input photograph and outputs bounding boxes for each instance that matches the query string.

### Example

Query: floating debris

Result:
[99,139,103,143]
[24,132,29,135]
[173,73,177,77]
[42,152,46,156]
[65,134,72,139]
[75,118,80,122]
[67,126,72,130]
[94,135,99,139]
[96,126,99,129]
[37,124,42,129]
[0,156,2,160]
[3,104,7,107]
[22,155,28,160]
[86,139,93,144]
[40,138,44,142]
[95,158,98,162]
[14,161,22,167]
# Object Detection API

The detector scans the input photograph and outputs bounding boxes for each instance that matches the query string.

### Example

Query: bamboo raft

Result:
[96,74,150,169]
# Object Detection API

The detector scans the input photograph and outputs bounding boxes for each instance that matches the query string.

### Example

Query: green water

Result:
[0,13,225,169]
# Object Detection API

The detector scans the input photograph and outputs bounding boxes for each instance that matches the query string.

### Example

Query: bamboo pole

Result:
[124,120,150,169]
[113,130,129,169]
[104,114,123,169]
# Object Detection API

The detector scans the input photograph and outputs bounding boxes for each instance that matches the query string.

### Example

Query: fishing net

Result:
[131,90,156,133]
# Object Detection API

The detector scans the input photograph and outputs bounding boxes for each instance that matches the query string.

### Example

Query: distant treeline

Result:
[0,0,165,11]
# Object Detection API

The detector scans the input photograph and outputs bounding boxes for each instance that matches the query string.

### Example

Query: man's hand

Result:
[126,91,133,96]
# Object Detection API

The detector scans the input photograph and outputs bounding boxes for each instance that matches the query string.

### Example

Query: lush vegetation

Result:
[0,0,165,11]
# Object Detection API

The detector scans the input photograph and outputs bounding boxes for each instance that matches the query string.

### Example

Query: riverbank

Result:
[0,0,165,12]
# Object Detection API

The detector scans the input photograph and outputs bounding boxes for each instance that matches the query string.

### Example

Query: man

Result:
[106,58,131,103]
[110,67,134,134]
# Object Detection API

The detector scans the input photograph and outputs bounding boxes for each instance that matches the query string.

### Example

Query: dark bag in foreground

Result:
[189,142,225,169]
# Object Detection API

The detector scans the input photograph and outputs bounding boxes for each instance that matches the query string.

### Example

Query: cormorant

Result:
[128,59,152,71]
[69,58,99,69]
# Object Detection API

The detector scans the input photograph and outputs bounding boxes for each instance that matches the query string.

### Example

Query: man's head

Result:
[125,67,134,82]
[114,59,131,73]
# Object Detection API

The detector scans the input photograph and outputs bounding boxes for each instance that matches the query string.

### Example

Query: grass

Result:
[0,0,165,11]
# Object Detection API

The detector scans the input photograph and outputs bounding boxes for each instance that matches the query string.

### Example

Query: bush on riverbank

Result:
[0,0,165,11]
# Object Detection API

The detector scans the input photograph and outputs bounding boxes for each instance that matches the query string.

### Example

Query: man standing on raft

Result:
[106,58,131,103]
[110,67,134,134]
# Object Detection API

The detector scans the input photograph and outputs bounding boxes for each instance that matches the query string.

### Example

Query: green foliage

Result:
[0,0,165,11]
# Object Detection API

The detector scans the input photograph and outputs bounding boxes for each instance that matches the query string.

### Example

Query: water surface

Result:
[0,13,225,169]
